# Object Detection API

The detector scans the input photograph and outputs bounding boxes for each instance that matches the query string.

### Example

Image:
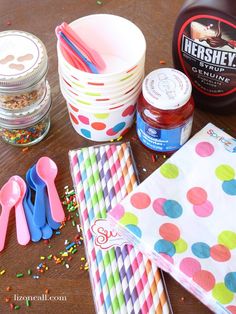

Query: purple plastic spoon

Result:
[36,157,65,223]
[0,180,20,252]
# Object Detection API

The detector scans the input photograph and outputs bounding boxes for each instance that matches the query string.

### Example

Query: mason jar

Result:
[0,82,51,146]
[0,30,48,110]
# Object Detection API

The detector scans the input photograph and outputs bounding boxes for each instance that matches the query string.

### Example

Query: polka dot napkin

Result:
[109,123,236,314]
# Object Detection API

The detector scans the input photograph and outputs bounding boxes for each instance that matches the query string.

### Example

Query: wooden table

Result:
[0,0,235,313]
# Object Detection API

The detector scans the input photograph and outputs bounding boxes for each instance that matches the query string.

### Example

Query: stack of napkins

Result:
[109,123,236,314]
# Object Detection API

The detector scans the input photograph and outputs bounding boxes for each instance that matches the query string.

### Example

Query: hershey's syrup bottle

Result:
[172,0,236,113]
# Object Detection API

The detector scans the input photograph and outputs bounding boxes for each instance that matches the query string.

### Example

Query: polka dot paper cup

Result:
[65,85,140,141]
[59,75,143,109]
[58,49,145,86]
[57,14,146,81]
[67,99,137,142]
[59,65,144,98]
[57,14,146,141]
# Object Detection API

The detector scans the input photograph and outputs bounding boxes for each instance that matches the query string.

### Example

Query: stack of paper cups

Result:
[57,14,146,141]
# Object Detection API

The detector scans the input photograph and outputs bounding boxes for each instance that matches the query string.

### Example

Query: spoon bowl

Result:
[9,176,30,246]
[37,157,58,182]
[0,180,20,252]
[0,180,20,208]
[36,157,65,222]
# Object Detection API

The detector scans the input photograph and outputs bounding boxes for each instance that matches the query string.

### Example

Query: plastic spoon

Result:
[26,168,53,239]
[23,186,42,242]
[30,167,60,230]
[0,180,20,252]
[36,157,65,223]
[61,22,106,71]
[58,31,99,74]
[30,165,46,228]
[9,176,30,246]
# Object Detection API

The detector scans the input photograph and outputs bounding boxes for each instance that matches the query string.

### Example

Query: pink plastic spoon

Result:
[36,157,65,223]
[0,180,20,252]
[10,176,30,246]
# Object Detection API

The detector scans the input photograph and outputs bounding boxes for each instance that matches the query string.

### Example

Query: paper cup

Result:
[60,72,144,102]
[57,14,146,80]
[67,98,137,142]
[58,48,145,85]
[60,76,142,109]
[59,64,144,93]
[62,82,141,112]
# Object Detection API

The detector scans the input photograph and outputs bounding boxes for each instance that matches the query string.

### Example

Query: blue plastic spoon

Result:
[26,168,53,239]
[23,185,42,242]
[30,166,60,230]
[30,165,46,228]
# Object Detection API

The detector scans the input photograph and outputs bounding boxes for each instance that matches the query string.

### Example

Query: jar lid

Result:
[0,30,48,90]
[142,68,192,110]
[0,81,51,128]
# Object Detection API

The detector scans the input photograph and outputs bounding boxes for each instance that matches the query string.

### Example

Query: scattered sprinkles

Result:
[16,273,24,278]
[151,154,156,163]
[22,147,29,153]
[1,187,88,312]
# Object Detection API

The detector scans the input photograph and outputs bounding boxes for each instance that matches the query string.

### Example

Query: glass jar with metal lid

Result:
[0,30,48,110]
[136,68,194,153]
[0,81,51,146]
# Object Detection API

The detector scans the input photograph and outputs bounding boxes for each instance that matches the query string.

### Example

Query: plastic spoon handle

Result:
[15,202,30,245]
[0,206,11,252]
[33,185,46,228]
[45,194,61,230]
[59,31,99,74]
[41,223,53,240]
[62,22,106,70]
[46,181,65,223]
[59,38,89,71]
[23,192,42,242]
[56,26,86,70]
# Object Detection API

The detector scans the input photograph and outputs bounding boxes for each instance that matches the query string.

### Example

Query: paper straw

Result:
[70,144,171,314]
[96,145,140,313]
[82,147,125,313]
[110,144,153,313]
[104,144,150,313]
[95,146,133,312]
[119,143,170,314]
[87,146,128,312]
[69,150,110,313]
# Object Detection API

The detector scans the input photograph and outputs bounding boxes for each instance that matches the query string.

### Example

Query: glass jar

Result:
[0,81,51,146]
[136,68,194,153]
[0,30,48,110]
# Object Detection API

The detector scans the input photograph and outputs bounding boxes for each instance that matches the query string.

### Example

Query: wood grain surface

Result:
[0,0,235,313]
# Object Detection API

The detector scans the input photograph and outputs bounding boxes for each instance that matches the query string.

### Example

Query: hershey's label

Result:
[182,36,236,68]
[178,16,236,97]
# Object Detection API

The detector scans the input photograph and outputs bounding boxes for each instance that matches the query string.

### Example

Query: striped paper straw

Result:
[97,145,141,313]
[69,143,171,314]
[95,146,134,313]
[119,143,170,313]
[69,150,110,313]
[82,147,125,313]
[78,150,116,313]
[109,144,152,313]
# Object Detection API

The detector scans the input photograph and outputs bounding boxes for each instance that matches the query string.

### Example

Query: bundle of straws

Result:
[69,143,171,313]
